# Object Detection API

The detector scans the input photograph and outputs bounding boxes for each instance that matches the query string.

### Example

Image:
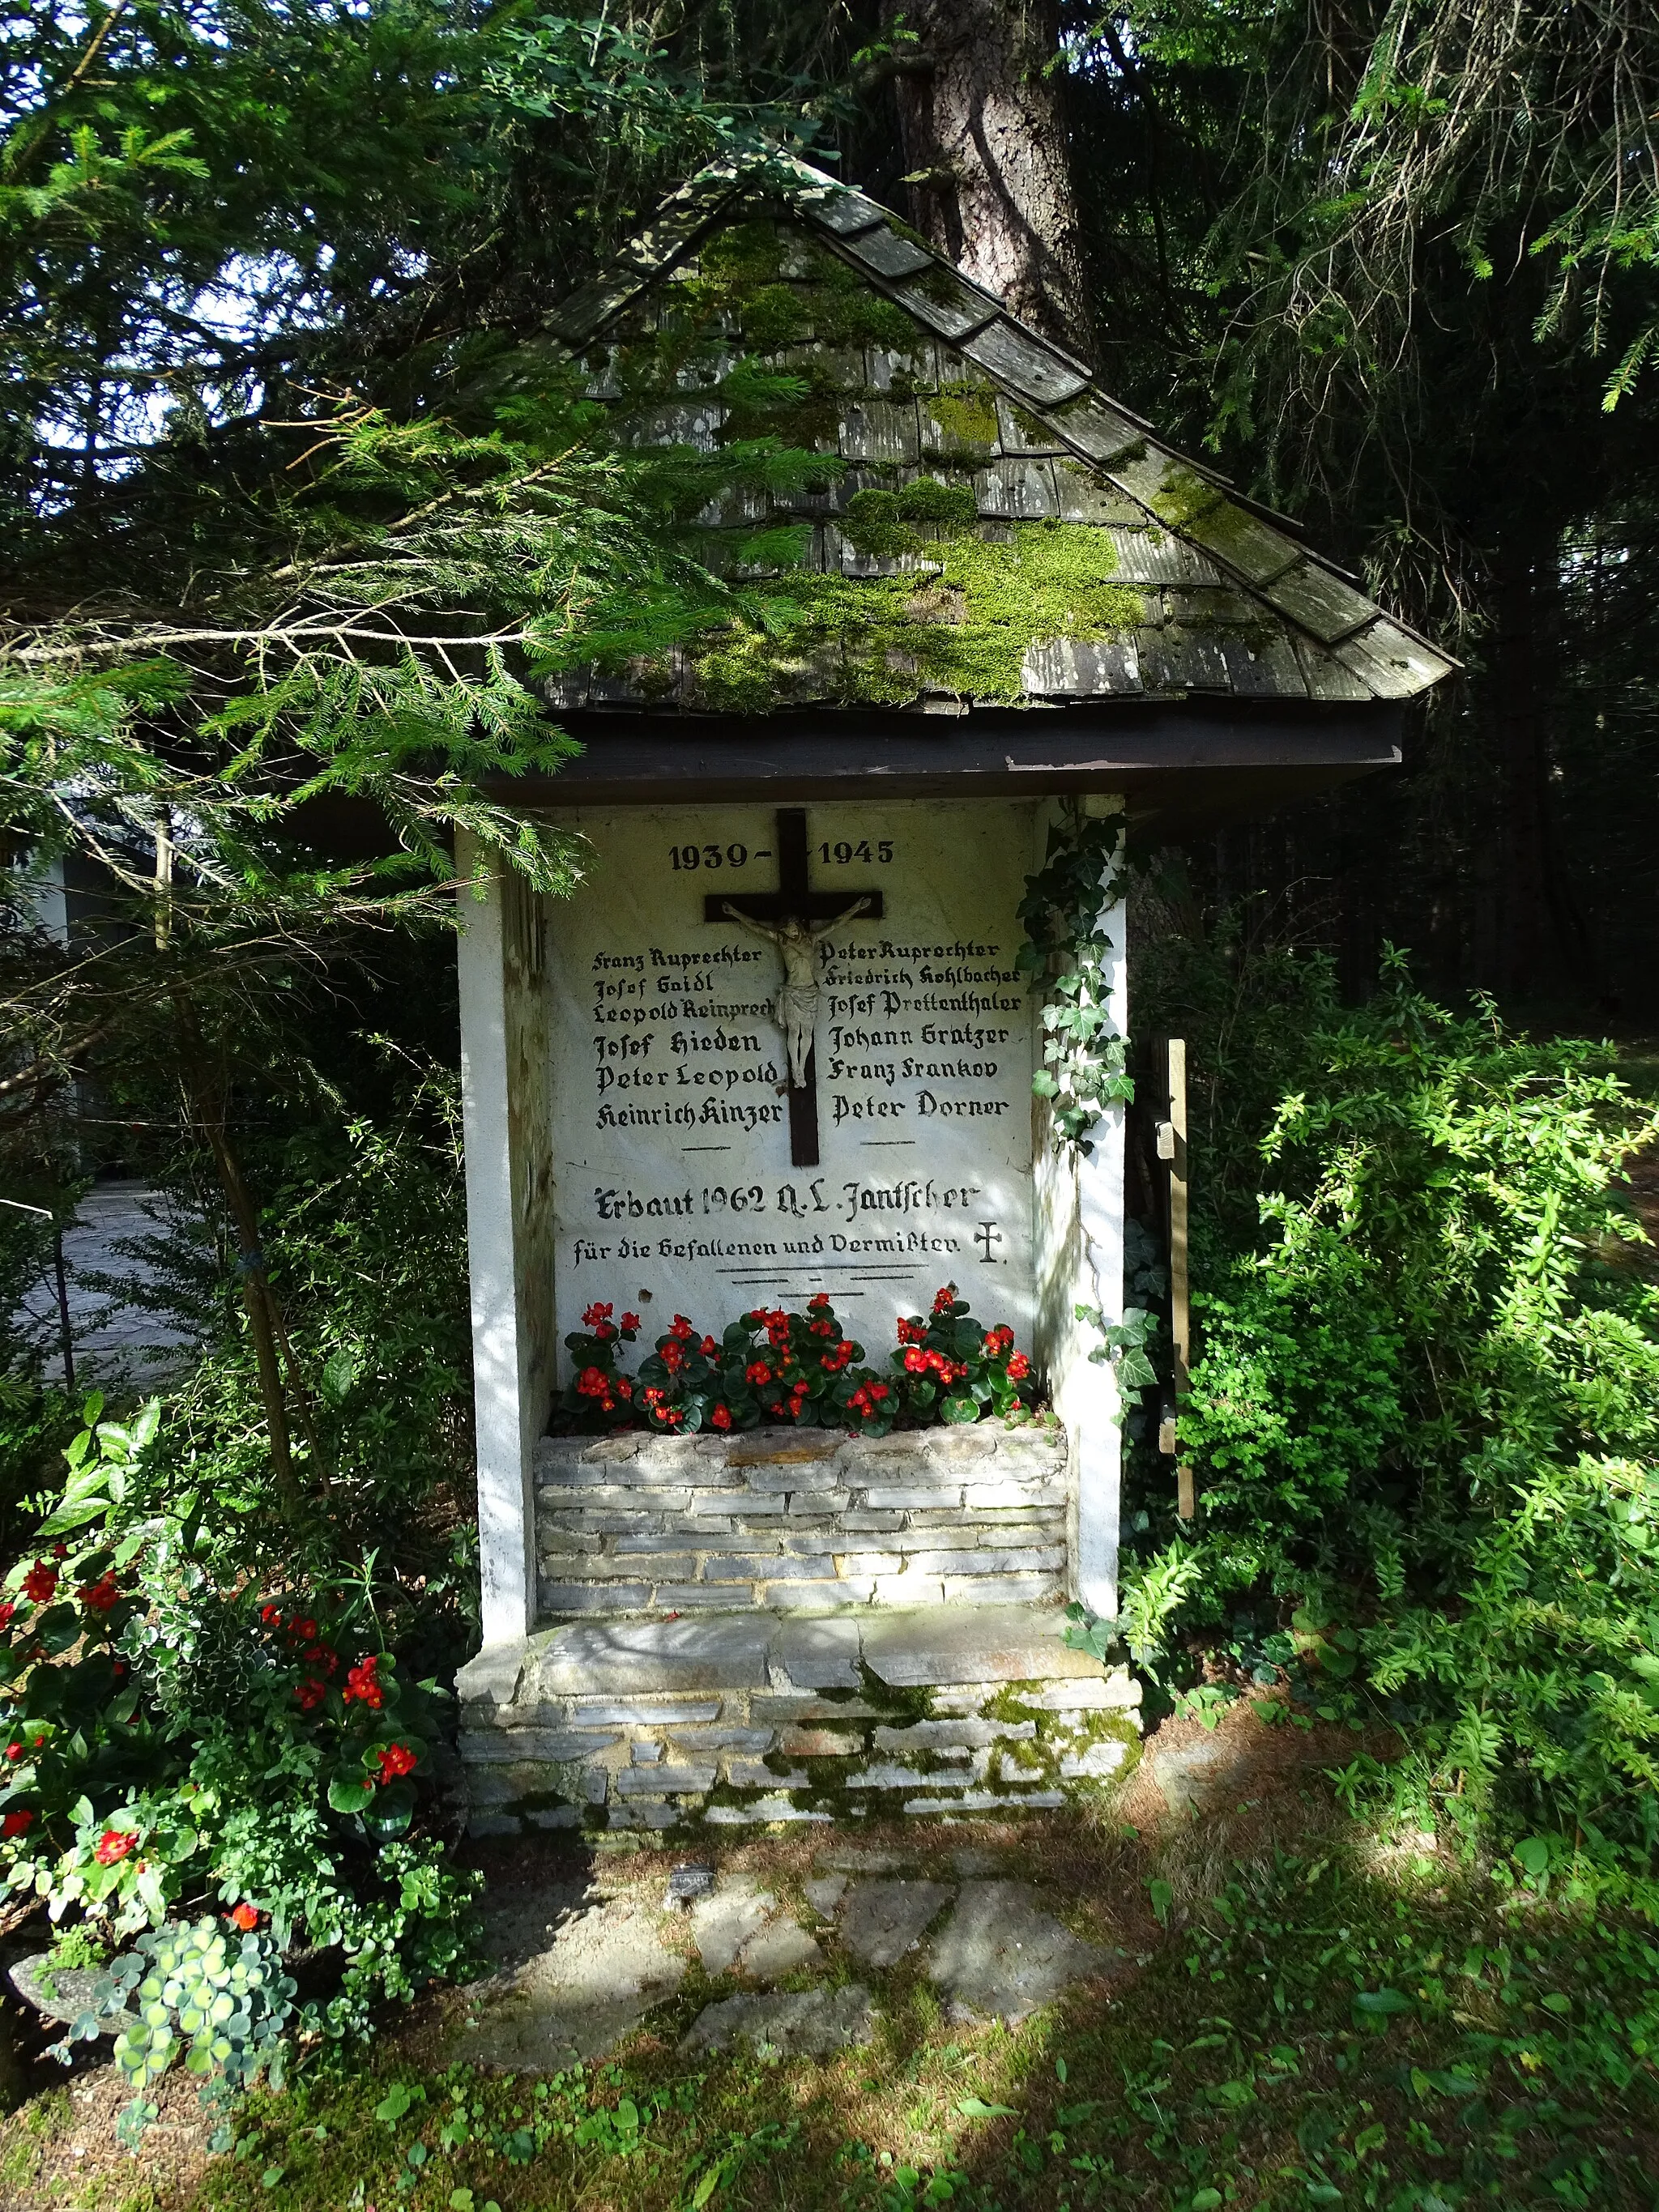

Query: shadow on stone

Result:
[924,1880,1108,2023]
[679,1985,876,2058]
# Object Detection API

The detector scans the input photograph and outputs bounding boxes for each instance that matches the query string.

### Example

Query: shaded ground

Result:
[2,1694,1654,2211]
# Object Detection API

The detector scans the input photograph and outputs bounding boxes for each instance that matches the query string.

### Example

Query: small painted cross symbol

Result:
[704,809,883,1168]
[975,1221,1003,1264]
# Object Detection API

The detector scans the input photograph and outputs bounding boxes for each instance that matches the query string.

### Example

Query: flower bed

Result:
[552,1283,1035,1438]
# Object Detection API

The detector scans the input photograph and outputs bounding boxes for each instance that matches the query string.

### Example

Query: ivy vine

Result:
[1016,812,1134,1151]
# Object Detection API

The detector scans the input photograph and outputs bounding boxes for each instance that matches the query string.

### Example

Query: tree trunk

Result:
[173,1032,311,1518]
[886,0,1093,357]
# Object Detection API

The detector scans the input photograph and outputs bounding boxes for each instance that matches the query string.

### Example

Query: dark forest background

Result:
[7,0,1656,1031]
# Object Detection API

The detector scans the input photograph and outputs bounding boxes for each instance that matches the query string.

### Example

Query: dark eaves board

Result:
[486,148,1455,825]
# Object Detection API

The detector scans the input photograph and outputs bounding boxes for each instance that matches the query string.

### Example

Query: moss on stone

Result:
[856,1663,934,1723]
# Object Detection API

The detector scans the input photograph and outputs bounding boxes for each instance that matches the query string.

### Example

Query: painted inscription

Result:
[546,802,1038,1367]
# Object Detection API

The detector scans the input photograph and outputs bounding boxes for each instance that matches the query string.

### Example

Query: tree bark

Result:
[173,1034,312,1518]
[886,0,1093,358]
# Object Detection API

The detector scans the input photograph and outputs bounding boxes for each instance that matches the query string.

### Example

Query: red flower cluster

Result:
[0,1602,15,1630]
[902,1346,966,1384]
[638,1387,687,1427]
[21,1562,57,1605]
[668,1315,695,1342]
[847,1381,891,1417]
[343,1654,385,1710]
[932,1286,958,1315]
[710,1404,733,1430]
[2,1810,33,1839]
[745,1360,772,1387]
[581,1301,620,1342]
[1007,1352,1031,1381]
[577,1364,631,1417]
[78,1571,121,1615]
[376,1741,418,1786]
[982,1325,1015,1357]
[95,1828,136,1865]
[230,1902,262,1931]
[263,1605,345,1710]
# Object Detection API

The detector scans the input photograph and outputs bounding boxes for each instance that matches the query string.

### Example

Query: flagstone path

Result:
[449,1852,1120,2072]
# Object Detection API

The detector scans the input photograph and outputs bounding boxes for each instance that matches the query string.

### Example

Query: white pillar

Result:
[1032,803,1128,1622]
[1071,862,1128,1616]
[456,834,546,1647]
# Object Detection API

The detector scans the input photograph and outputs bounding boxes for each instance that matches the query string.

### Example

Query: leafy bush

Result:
[1126,948,1659,1884]
[554,1285,1037,1437]
[103,1917,296,2095]
[0,1397,479,2077]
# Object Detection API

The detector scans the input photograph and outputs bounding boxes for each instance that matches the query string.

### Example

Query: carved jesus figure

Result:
[722,898,872,1087]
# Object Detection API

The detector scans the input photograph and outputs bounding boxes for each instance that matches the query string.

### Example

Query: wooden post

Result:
[1155,1038,1196,1519]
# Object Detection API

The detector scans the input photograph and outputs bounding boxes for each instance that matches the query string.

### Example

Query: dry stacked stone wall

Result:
[456,1605,1141,1836]
[535,1421,1068,1617]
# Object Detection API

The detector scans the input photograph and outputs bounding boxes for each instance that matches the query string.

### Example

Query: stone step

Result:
[455,1603,1141,1838]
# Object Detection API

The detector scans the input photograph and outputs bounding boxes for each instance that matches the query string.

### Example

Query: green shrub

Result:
[1127,947,1659,1884]
[0,1398,480,2094]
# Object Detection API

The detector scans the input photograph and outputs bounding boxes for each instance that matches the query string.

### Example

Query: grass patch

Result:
[93,1809,1653,2212]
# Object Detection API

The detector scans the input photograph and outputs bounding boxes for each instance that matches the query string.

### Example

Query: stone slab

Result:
[838,1878,955,1970]
[614,1762,717,1796]
[703,1796,834,1824]
[774,1613,863,1687]
[450,1902,686,2072]
[740,1918,824,1980]
[460,1729,620,1764]
[690,1878,774,1974]
[10,1954,134,2033]
[923,1882,1107,2022]
[679,1985,876,2058]
[1149,1737,1242,1815]
[815,1846,919,1874]
[535,1615,775,1694]
[859,1604,1100,1686]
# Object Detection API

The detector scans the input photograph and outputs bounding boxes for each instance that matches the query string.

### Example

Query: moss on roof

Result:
[538,154,1456,714]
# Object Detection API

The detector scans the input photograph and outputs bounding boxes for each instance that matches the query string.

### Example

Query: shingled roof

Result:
[535,151,1453,716]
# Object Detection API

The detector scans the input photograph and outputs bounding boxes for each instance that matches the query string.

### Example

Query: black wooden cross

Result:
[704,808,883,1167]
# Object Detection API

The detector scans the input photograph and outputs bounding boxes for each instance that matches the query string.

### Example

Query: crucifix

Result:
[704,808,883,1167]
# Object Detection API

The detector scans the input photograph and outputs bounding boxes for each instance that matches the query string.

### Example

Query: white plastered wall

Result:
[456,833,559,1647]
[1031,798,1128,1620]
